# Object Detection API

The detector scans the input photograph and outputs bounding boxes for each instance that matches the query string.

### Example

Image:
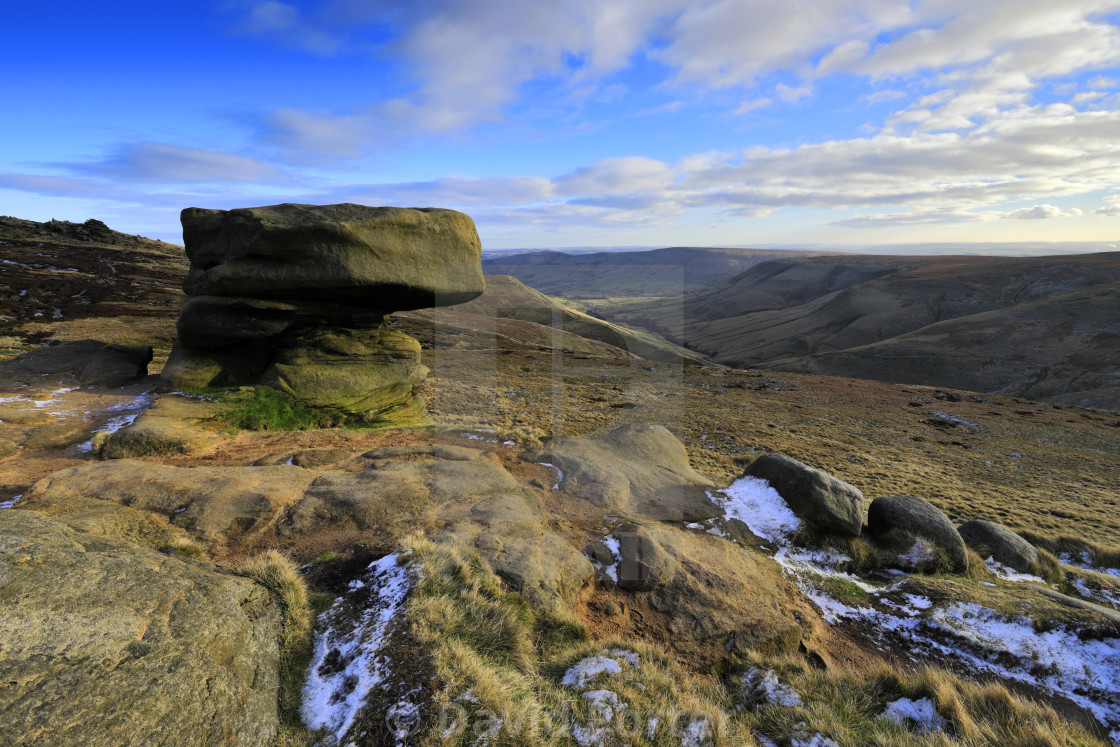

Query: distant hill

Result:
[399,275,708,365]
[482,246,831,298]
[602,252,1120,409]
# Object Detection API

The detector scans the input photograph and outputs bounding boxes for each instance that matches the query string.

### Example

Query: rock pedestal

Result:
[160,203,485,424]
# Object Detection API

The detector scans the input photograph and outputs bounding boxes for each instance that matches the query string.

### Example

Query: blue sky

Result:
[3,0,1120,248]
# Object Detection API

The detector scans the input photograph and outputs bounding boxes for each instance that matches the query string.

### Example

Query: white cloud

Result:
[732,98,773,115]
[75,143,285,184]
[1001,204,1084,219]
[776,83,812,103]
[1096,194,1120,216]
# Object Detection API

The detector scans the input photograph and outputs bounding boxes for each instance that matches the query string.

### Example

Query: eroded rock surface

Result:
[528,423,718,519]
[0,339,152,388]
[0,510,281,746]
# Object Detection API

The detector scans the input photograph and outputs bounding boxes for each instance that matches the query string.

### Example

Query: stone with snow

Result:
[957,519,1038,574]
[867,495,968,574]
[743,453,866,537]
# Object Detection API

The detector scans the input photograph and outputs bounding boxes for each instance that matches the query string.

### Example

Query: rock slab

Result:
[0,509,281,746]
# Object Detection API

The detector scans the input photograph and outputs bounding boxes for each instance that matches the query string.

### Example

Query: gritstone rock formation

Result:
[159,203,485,424]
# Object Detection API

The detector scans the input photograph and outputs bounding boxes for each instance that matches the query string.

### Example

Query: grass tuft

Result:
[218,387,334,432]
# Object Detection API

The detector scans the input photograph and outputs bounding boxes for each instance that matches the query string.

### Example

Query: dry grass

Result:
[739,654,1107,746]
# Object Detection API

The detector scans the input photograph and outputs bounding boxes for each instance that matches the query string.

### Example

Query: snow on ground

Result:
[0,495,23,510]
[983,556,1045,583]
[707,476,1120,741]
[1061,551,1120,578]
[880,696,946,734]
[560,654,631,689]
[302,551,412,745]
[76,389,157,452]
[707,476,801,543]
[1071,577,1120,607]
[602,535,621,584]
[741,668,802,707]
[680,717,710,746]
[538,462,564,489]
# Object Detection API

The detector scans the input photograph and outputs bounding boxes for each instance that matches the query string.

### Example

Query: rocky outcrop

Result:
[0,509,281,746]
[957,519,1039,574]
[0,339,152,388]
[527,423,718,519]
[160,203,485,424]
[867,495,968,574]
[743,453,866,537]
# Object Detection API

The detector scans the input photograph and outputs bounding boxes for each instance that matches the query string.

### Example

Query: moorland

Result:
[0,213,1118,747]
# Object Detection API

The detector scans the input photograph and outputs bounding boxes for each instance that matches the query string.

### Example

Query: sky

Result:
[2,0,1120,249]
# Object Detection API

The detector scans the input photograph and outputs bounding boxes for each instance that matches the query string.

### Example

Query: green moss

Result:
[217,387,334,431]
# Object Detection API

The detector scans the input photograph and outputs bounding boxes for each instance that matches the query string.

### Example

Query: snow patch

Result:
[741,668,802,707]
[602,535,621,583]
[984,556,1045,583]
[1071,578,1120,608]
[880,697,946,734]
[707,476,802,543]
[562,655,624,688]
[301,551,412,745]
[898,538,937,569]
[0,495,23,510]
[538,462,564,489]
[680,717,710,746]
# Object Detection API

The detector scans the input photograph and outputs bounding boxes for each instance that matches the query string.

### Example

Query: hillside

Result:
[0,216,187,366]
[398,274,708,365]
[482,246,831,298]
[597,252,1120,410]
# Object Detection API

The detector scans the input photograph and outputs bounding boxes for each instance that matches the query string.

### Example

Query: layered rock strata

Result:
[159,203,485,424]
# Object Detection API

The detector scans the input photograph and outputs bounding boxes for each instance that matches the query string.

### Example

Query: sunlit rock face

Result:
[160,203,485,424]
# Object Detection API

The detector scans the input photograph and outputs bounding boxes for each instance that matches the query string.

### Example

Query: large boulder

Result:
[0,509,281,746]
[743,453,866,537]
[0,340,152,388]
[867,495,968,574]
[180,203,485,308]
[162,203,484,424]
[527,423,718,519]
[957,519,1039,574]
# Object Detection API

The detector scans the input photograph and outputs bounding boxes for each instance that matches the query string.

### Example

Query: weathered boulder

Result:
[957,519,1039,574]
[743,453,866,537]
[162,203,484,424]
[867,495,968,574]
[253,448,358,469]
[180,203,485,308]
[0,510,281,746]
[285,447,521,541]
[631,525,816,656]
[99,396,227,458]
[527,423,718,519]
[0,339,151,388]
